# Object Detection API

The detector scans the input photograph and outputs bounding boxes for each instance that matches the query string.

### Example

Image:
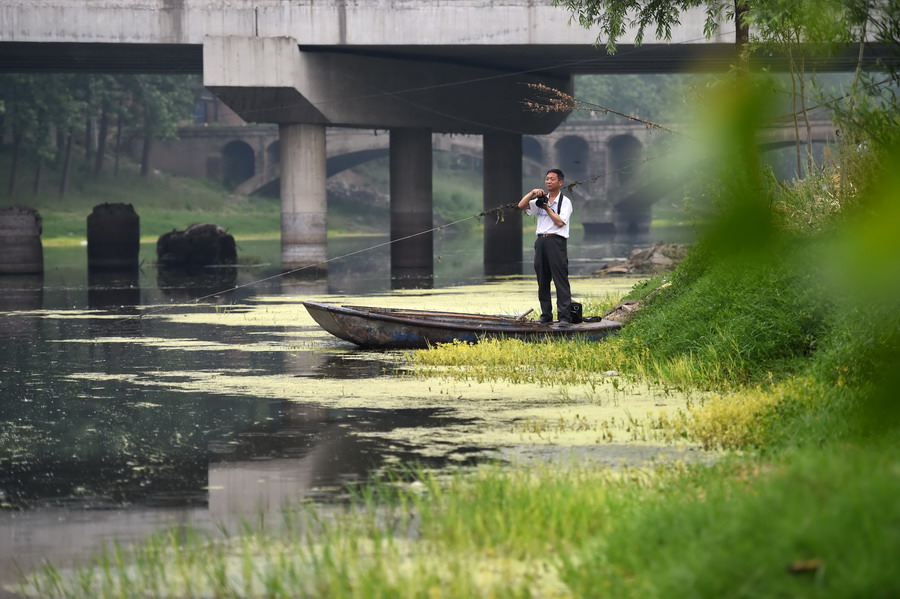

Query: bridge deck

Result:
[0,1,891,74]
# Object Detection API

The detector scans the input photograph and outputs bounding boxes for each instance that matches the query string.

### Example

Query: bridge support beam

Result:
[613,205,653,240]
[483,133,523,276]
[280,123,327,273]
[390,128,433,289]
[582,200,616,237]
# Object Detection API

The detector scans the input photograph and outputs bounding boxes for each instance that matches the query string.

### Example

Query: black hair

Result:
[546,168,564,180]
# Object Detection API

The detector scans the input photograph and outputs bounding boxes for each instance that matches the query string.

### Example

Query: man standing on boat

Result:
[517,168,573,326]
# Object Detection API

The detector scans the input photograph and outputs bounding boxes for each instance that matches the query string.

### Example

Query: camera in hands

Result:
[535,195,548,208]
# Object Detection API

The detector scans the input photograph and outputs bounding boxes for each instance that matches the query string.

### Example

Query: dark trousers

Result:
[534,235,571,321]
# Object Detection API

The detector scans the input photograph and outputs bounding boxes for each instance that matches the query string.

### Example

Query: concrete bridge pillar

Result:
[280,123,327,273]
[390,128,433,288]
[483,133,523,276]
[583,204,616,236]
[613,204,653,246]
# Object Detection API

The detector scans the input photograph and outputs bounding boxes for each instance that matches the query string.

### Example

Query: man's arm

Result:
[518,188,543,210]
[541,197,569,227]
[550,197,571,227]
[546,204,565,227]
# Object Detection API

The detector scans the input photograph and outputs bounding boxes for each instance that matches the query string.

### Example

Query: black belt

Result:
[538,233,564,238]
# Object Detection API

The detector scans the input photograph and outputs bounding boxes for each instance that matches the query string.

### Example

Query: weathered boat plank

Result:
[303,301,623,349]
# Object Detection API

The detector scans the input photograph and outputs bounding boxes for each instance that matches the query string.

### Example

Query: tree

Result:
[1,74,199,196]
[554,0,893,179]
[88,75,133,179]
[126,75,198,178]
[748,0,855,177]
[553,0,750,59]
[0,74,34,197]
[0,74,83,198]
[572,73,713,124]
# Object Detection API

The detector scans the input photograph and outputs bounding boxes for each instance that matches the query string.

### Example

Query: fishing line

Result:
[108,201,522,326]
[765,75,897,124]
[99,25,763,325]
[110,145,656,327]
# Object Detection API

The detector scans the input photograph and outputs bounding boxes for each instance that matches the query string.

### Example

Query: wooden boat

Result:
[302,301,623,349]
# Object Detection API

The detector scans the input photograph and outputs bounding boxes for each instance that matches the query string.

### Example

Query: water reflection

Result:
[484,261,524,278]
[391,270,435,290]
[0,273,44,310]
[324,237,392,294]
[87,268,141,309]
[578,231,653,265]
[156,265,238,303]
[0,274,43,338]
[207,403,467,514]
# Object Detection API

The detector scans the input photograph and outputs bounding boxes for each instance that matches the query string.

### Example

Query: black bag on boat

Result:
[570,302,583,324]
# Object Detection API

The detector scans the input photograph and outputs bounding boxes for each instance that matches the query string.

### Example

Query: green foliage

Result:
[417,59,900,443]
[563,445,900,598]
[0,142,485,240]
[0,73,200,196]
[0,74,80,162]
[127,74,198,141]
[553,0,730,54]
[802,141,900,436]
[621,246,827,382]
[617,274,667,301]
[572,73,714,123]
[748,0,855,47]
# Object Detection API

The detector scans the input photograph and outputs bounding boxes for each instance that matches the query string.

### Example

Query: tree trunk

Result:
[59,132,73,198]
[93,104,110,179]
[140,134,152,178]
[843,7,869,201]
[114,114,123,177]
[797,52,815,174]
[785,34,804,179]
[84,114,94,166]
[735,1,750,74]
[55,128,66,168]
[8,131,21,198]
[33,158,43,196]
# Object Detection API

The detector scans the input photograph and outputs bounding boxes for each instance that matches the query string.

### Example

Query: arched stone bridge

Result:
[148,117,836,235]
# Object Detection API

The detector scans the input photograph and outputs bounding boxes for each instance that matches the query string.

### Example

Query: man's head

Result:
[545,169,564,192]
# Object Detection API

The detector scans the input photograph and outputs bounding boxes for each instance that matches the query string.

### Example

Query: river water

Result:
[0,229,706,587]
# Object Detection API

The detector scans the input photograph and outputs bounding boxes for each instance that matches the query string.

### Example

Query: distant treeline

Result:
[571,72,863,126]
[0,74,199,198]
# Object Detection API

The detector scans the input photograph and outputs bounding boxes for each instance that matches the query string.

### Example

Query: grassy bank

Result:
[0,150,281,243]
[0,150,488,244]
[19,444,900,598]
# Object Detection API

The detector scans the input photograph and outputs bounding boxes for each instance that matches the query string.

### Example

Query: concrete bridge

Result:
[0,0,870,281]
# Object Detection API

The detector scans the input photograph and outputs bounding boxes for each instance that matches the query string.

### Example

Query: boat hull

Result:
[303,301,622,349]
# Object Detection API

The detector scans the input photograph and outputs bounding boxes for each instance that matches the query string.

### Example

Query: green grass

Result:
[17,444,900,599]
[0,149,282,241]
[409,252,828,393]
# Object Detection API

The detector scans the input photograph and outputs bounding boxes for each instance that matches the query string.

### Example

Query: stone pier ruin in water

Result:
[156,223,237,268]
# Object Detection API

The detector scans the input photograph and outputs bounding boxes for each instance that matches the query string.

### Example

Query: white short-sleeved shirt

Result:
[526,194,572,238]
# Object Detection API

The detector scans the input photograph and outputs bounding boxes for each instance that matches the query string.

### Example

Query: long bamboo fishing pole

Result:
[111,149,655,326]
[108,201,521,325]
